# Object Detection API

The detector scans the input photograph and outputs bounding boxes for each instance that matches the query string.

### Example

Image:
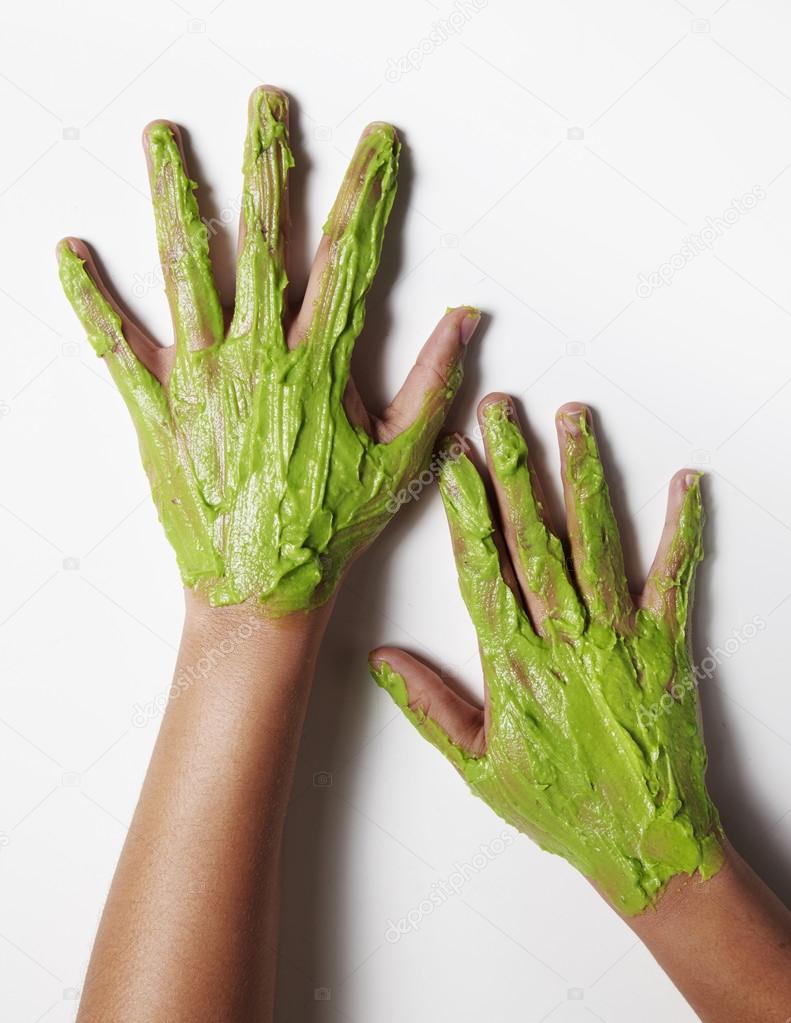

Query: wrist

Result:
[183,587,332,647]
[623,839,791,1022]
[628,830,734,924]
[174,589,333,705]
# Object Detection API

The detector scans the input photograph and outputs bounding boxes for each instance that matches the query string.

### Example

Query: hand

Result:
[370,395,723,914]
[58,87,479,615]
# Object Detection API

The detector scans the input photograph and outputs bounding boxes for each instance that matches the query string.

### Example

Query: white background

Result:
[2,1,791,1020]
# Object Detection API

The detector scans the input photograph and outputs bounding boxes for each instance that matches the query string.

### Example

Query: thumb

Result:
[377,306,481,442]
[368,648,485,770]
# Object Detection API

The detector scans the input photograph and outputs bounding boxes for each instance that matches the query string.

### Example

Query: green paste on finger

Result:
[59,91,468,615]
[372,404,722,915]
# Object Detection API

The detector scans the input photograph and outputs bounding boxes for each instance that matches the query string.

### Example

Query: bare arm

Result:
[77,597,331,1020]
[628,841,791,1022]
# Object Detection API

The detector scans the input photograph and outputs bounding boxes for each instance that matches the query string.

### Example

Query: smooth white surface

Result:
[2,1,791,1020]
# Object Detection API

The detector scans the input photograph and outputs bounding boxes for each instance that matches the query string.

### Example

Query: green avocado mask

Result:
[59,90,469,615]
[372,402,722,914]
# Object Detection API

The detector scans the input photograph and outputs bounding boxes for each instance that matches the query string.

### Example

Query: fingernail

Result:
[482,396,513,425]
[459,308,481,346]
[57,238,78,258]
[362,121,397,144]
[684,471,703,489]
[560,409,585,437]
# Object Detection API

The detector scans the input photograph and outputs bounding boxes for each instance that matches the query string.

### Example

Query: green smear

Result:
[59,91,464,615]
[372,403,722,915]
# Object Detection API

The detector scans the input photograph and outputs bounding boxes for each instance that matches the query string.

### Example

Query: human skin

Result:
[58,87,479,1022]
[74,598,333,1020]
[371,394,791,1021]
[628,842,791,1021]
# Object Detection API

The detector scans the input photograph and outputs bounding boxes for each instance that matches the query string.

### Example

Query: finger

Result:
[438,438,533,651]
[369,650,485,770]
[640,470,703,634]
[57,238,169,395]
[341,376,372,432]
[230,87,293,349]
[289,122,399,383]
[58,239,220,578]
[555,403,633,631]
[142,120,223,354]
[479,395,584,639]
[377,306,480,442]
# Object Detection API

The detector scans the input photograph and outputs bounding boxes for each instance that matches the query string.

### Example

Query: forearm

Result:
[76,592,331,1023]
[627,840,791,1022]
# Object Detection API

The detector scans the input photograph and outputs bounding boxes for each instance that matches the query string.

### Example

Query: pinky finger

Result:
[57,237,170,383]
[640,469,704,634]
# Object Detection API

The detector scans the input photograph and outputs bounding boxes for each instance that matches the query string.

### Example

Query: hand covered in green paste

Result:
[58,88,479,614]
[371,396,723,914]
